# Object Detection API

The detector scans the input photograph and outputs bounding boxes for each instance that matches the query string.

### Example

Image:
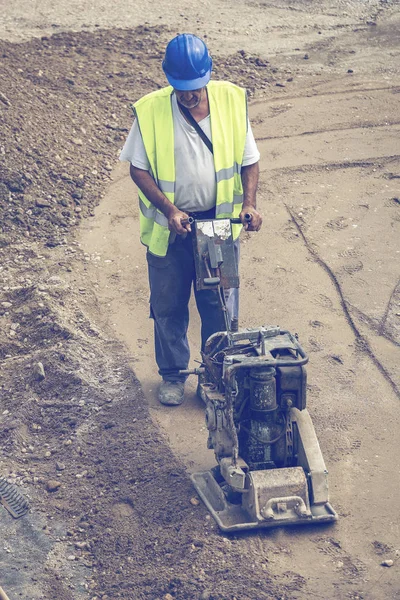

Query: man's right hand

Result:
[167,208,192,235]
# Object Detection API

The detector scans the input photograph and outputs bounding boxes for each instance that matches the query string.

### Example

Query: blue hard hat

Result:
[162,34,212,90]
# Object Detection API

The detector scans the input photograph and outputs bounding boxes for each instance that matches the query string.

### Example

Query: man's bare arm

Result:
[240,161,262,231]
[129,165,191,234]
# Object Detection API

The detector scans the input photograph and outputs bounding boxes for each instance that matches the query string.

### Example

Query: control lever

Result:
[203,253,220,286]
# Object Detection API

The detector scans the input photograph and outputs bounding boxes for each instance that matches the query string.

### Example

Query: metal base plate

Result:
[191,470,337,532]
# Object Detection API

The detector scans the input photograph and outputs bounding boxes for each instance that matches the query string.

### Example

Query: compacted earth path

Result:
[0,1,399,599]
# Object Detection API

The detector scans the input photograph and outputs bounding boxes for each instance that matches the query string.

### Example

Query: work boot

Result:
[158,380,185,406]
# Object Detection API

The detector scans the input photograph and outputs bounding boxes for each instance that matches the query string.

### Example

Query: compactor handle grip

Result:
[230,213,252,225]
[180,216,194,226]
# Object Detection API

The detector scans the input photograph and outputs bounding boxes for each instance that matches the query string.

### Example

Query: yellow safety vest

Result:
[133,81,248,256]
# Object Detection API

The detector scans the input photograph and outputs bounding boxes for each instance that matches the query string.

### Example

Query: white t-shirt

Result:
[120,93,260,213]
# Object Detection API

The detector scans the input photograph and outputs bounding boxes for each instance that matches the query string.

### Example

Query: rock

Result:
[1,301,12,308]
[75,541,89,550]
[46,480,61,492]
[46,238,61,248]
[0,92,11,106]
[200,593,211,600]
[35,198,52,208]
[0,183,10,202]
[0,235,9,247]
[47,276,65,285]
[72,138,83,146]
[33,362,46,381]
[190,497,200,506]
[61,173,72,181]
[164,595,174,600]
[56,462,66,471]
[381,559,394,567]
[347,69,354,73]
[67,554,76,561]
[6,175,25,193]
[304,54,309,60]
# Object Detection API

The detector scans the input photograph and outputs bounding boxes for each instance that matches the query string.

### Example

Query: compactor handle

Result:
[182,215,251,225]
[180,216,195,226]
[230,213,252,225]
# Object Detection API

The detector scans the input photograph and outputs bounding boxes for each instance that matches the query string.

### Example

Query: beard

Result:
[176,89,203,109]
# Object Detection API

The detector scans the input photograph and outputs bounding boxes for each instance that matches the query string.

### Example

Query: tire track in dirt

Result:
[257,121,400,141]
[251,85,400,107]
[345,301,400,349]
[378,277,400,336]
[285,204,400,399]
[263,155,400,174]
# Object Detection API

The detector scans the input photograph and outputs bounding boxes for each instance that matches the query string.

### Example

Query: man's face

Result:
[174,87,204,109]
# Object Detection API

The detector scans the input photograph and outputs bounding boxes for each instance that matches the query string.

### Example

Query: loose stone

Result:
[33,362,46,381]
[46,480,62,492]
[381,559,394,567]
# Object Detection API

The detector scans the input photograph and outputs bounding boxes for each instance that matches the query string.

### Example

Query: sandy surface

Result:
[0,1,399,599]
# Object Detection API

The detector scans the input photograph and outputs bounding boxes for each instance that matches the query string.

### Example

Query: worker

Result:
[120,33,262,406]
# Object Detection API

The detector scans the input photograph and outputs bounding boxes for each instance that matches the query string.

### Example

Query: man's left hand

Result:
[240,206,263,231]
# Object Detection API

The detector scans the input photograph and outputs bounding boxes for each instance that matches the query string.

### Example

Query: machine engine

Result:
[192,326,337,531]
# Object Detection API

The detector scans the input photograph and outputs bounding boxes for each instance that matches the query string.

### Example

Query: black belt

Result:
[187,207,216,220]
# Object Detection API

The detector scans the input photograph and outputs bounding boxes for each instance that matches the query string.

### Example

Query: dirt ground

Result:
[0,1,399,599]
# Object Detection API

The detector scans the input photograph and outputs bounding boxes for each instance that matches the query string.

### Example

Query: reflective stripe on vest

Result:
[133,81,248,256]
[139,198,169,228]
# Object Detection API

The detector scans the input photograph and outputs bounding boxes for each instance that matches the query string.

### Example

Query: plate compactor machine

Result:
[181,216,338,532]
